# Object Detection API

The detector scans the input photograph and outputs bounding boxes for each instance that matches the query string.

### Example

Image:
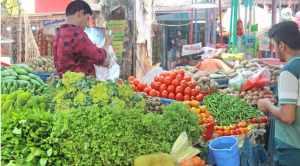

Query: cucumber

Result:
[1,79,15,84]
[35,78,44,85]
[7,82,12,90]
[9,70,18,77]
[2,83,6,90]
[26,83,32,90]
[20,65,32,73]
[43,87,49,93]
[33,84,37,91]
[30,79,41,86]
[9,87,15,94]
[13,82,18,90]
[18,75,31,81]
[1,71,10,77]
[15,68,28,75]
[3,88,8,94]
[28,73,38,79]
[17,80,30,85]
[3,76,17,80]
[35,85,44,95]
[10,64,21,69]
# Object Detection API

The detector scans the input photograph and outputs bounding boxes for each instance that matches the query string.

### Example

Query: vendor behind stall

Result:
[258,21,300,166]
[52,1,114,77]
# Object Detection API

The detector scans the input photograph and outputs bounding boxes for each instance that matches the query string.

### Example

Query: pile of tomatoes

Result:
[214,121,253,137]
[183,101,216,125]
[248,116,269,123]
[128,70,204,102]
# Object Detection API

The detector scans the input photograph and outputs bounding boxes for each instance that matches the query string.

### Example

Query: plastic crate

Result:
[32,72,58,82]
[160,98,204,106]
[213,78,229,87]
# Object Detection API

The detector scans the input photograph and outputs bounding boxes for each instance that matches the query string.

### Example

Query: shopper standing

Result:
[52,1,114,77]
[258,21,300,166]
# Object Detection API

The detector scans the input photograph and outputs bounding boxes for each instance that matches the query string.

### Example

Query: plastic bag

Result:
[98,36,117,68]
[240,66,271,92]
[140,67,163,85]
[228,69,254,91]
[94,63,120,81]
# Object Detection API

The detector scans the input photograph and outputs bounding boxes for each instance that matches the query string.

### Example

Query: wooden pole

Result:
[17,0,22,64]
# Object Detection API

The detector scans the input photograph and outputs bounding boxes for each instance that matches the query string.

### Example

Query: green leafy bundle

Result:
[1,108,67,166]
[48,71,145,113]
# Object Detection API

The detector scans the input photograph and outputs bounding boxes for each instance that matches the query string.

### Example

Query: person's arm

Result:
[258,99,296,124]
[73,30,114,66]
[258,70,298,124]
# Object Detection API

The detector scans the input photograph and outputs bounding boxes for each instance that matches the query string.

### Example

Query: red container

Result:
[199,90,217,97]
[200,120,217,141]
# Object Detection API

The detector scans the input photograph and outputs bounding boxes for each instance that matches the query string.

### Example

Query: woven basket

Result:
[84,0,100,4]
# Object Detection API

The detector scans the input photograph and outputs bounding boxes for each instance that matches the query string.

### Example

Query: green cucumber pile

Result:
[1,64,49,95]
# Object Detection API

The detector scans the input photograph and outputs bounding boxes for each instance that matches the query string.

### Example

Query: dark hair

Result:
[66,0,92,17]
[268,21,300,50]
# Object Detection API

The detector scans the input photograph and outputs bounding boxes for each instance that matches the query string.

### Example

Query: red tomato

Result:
[158,76,165,84]
[187,81,194,89]
[176,93,183,101]
[172,79,180,88]
[137,83,145,91]
[183,95,190,101]
[252,118,258,123]
[196,94,204,102]
[184,87,192,96]
[175,86,184,95]
[224,131,231,136]
[180,80,188,90]
[134,79,140,86]
[172,70,179,76]
[154,82,161,91]
[248,119,253,123]
[190,96,196,101]
[217,130,224,136]
[170,73,176,80]
[151,82,156,89]
[154,76,160,82]
[141,82,147,88]
[191,81,196,89]
[167,85,175,94]
[159,84,167,92]
[156,91,160,97]
[160,72,166,77]
[168,93,175,99]
[129,81,134,85]
[184,76,192,82]
[143,87,150,94]
[128,76,135,81]
[164,76,172,86]
[191,89,196,97]
[149,89,157,97]
[176,74,183,82]
[165,72,170,77]
[178,69,185,77]
[160,90,168,98]
[131,85,137,92]
[195,88,200,96]
[230,130,237,135]
[235,129,241,135]
[257,118,262,123]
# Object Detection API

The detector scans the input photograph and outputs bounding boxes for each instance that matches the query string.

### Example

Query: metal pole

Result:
[190,0,194,45]
[17,0,22,64]
[219,0,223,44]
[162,21,166,69]
[213,0,216,44]
[271,0,276,58]
[194,0,198,44]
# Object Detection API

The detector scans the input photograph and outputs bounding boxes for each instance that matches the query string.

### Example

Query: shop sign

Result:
[105,21,125,39]
[112,41,123,64]
[43,19,66,28]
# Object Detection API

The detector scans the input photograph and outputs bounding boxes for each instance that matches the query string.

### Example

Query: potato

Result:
[233,94,241,98]
[191,78,197,83]
[263,89,269,94]
[197,79,204,85]
[241,60,249,65]
[229,72,238,78]
[214,82,219,90]
[271,80,277,84]
[196,85,201,89]
[264,87,271,91]
[192,74,200,81]
[271,76,275,80]
[247,100,252,103]
[249,67,257,71]
[252,100,258,103]
[200,85,205,91]
[231,88,236,93]
[204,85,210,91]
[190,68,199,74]
[263,95,269,98]
[247,90,252,94]
[253,91,259,95]
[234,91,240,95]
[251,58,264,64]
[210,82,216,90]
[227,69,236,75]
[241,91,247,97]
[247,96,254,101]
[210,79,215,84]
[201,76,210,82]
[234,65,245,70]
[245,63,257,68]
[251,87,258,91]
[195,71,210,77]
[205,81,210,86]
[253,96,259,100]
[185,71,193,77]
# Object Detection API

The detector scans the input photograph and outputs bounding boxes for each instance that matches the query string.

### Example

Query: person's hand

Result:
[105,35,115,46]
[102,62,112,69]
[257,98,272,112]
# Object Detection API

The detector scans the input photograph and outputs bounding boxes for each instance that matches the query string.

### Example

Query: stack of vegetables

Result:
[183,100,215,125]
[1,64,49,95]
[1,71,204,166]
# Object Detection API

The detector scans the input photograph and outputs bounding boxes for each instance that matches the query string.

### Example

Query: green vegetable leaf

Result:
[47,148,52,157]
[39,158,48,166]
[26,152,36,163]
[12,127,21,135]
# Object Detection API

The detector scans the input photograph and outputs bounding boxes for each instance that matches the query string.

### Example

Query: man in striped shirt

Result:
[258,21,300,166]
